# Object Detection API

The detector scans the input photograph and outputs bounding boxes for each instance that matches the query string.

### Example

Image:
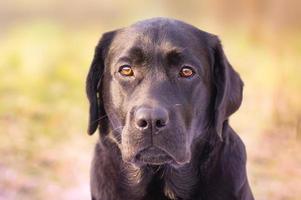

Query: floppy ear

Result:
[86,31,116,135]
[211,37,244,140]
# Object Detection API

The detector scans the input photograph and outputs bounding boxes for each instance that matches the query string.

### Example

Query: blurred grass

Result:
[0,22,97,199]
[0,19,301,200]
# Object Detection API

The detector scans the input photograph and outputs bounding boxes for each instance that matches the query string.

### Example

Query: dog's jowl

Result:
[86,18,254,200]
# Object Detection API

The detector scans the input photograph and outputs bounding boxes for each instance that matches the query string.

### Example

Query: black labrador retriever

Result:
[86,18,254,200]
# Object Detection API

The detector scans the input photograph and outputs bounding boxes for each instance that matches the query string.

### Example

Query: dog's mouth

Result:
[134,146,174,165]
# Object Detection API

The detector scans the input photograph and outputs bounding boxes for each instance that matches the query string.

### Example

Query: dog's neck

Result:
[103,135,216,200]
[119,161,200,200]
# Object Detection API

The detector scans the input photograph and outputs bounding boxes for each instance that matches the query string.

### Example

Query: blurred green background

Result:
[0,0,300,199]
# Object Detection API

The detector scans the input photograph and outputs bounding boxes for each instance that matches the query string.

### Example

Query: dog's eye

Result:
[119,65,134,76]
[179,66,195,78]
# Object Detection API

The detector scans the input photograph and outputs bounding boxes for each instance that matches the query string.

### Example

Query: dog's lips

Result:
[134,146,174,165]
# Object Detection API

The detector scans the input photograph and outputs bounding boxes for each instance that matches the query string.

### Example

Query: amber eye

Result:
[179,66,195,78]
[119,65,134,76]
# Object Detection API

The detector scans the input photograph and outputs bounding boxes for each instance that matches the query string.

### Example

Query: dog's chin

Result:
[133,146,174,166]
[123,146,191,167]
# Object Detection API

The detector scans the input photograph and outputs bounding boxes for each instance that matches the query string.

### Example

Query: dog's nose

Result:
[135,107,169,131]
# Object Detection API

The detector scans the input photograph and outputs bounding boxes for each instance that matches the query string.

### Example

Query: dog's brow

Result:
[118,56,131,64]
[119,46,146,64]
[166,48,184,65]
[128,47,146,64]
[116,47,145,65]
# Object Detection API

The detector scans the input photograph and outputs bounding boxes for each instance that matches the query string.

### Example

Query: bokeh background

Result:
[0,0,300,199]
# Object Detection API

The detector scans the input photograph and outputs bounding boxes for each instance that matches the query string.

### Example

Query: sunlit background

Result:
[0,0,300,199]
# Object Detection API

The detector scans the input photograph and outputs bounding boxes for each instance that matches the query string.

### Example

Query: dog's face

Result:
[86,18,243,167]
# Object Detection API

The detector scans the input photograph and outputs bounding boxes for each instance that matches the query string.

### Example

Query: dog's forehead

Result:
[110,18,208,55]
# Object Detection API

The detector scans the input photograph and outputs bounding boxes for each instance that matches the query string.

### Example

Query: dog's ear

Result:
[211,36,243,140]
[86,30,117,135]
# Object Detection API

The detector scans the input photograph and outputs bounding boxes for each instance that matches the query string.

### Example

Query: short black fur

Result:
[86,18,254,200]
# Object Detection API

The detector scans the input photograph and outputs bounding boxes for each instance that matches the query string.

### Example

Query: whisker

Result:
[90,111,114,125]
[90,114,108,124]
[103,134,122,148]
[112,126,124,132]
[161,166,167,179]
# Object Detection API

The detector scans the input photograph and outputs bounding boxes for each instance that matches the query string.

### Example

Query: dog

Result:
[86,18,254,200]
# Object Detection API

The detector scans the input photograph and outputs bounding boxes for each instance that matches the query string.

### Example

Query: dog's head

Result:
[86,18,243,167]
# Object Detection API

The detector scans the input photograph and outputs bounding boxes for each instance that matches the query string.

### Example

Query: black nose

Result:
[135,107,169,131]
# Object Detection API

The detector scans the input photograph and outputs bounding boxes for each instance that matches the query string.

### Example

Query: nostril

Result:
[137,119,148,128]
[155,119,166,128]
[134,106,169,131]
[135,107,151,129]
